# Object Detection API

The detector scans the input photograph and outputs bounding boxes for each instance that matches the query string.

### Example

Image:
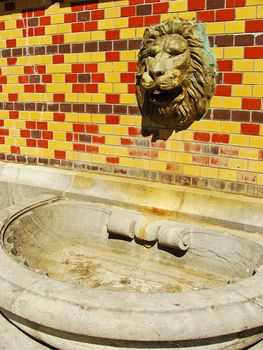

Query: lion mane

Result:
[136,19,216,141]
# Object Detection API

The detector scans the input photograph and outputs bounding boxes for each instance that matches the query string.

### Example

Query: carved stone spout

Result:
[136,19,216,141]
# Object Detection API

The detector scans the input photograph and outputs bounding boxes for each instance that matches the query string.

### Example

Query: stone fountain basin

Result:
[0,193,263,349]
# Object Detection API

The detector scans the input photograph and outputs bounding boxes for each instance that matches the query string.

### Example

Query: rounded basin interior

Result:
[3,200,263,294]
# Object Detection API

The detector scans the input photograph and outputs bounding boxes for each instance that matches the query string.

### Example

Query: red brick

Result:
[73,124,85,132]
[128,84,136,93]
[242,98,261,110]
[0,76,7,84]
[7,58,17,66]
[241,123,260,135]
[52,34,64,44]
[85,63,98,73]
[192,155,209,165]
[24,85,34,93]
[86,84,98,93]
[42,131,53,140]
[40,16,51,26]
[66,74,77,83]
[212,134,229,144]
[64,13,76,22]
[66,133,73,142]
[85,4,98,10]
[106,115,120,124]
[72,23,85,32]
[210,157,228,167]
[215,85,231,96]
[217,60,233,71]
[36,65,46,74]
[16,19,25,28]
[73,84,85,93]
[91,10,104,20]
[74,143,85,152]
[0,137,5,144]
[26,121,36,129]
[72,4,85,11]
[259,150,263,160]
[244,47,263,59]
[9,111,19,119]
[128,127,141,136]
[24,66,34,74]
[34,27,45,36]
[106,52,120,62]
[72,64,84,73]
[130,0,144,4]
[85,22,98,31]
[27,139,37,147]
[55,150,66,159]
[188,0,205,10]
[86,124,99,133]
[193,132,210,142]
[121,137,133,145]
[53,55,64,64]
[86,145,98,153]
[42,74,52,83]
[53,94,65,102]
[37,140,48,148]
[54,113,65,122]
[220,147,239,157]
[92,135,105,144]
[20,130,30,137]
[6,39,16,48]
[121,73,135,83]
[37,122,47,130]
[128,62,137,72]
[216,9,235,21]
[246,20,263,33]
[197,10,214,22]
[153,2,169,13]
[144,15,160,26]
[121,6,136,17]
[8,93,18,101]
[36,84,46,93]
[129,17,144,27]
[0,22,5,30]
[0,129,9,136]
[106,156,119,164]
[11,146,20,154]
[224,73,242,84]
[34,10,45,16]
[106,30,120,40]
[92,74,104,83]
[106,94,120,104]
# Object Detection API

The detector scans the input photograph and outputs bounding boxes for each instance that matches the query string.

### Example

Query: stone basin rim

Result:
[0,200,263,342]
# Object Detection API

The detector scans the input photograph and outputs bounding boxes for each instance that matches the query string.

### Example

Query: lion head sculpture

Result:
[136,19,216,141]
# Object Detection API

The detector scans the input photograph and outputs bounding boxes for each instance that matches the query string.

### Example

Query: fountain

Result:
[0,14,262,350]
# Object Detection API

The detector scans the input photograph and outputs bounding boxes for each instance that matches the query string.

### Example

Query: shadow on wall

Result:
[1,0,113,15]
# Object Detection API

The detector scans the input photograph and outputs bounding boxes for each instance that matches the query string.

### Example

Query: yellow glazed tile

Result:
[79,153,92,162]
[170,0,187,12]
[248,161,263,173]
[120,51,136,61]
[236,7,257,19]
[120,94,136,104]
[219,169,237,181]
[45,25,58,35]
[105,7,120,18]
[98,63,113,73]
[119,157,135,168]
[99,83,113,93]
[239,148,259,159]
[233,59,253,72]
[78,53,92,62]
[254,60,263,71]
[222,97,241,109]
[51,14,64,24]
[53,132,66,141]
[98,19,113,30]
[120,28,136,39]
[91,154,106,164]
[150,161,166,172]
[211,47,223,59]
[58,24,72,34]
[183,165,200,176]
[113,18,128,29]
[178,12,196,20]
[77,32,90,42]
[92,94,105,103]
[243,72,263,84]
[253,86,263,97]
[249,136,262,148]
[228,159,248,170]
[99,125,113,134]
[91,52,106,62]
[79,114,92,123]
[232,85,252,97]
[78,94,92,103]
[200,167,219,179]
[113,62,128,72]
[246,0,262,4]
[64,54,78,63]
[226,21,245,33]
[113,83,128,93]
[220,121,240,133]
[205,22,225,34]
[224,47,244,59]
[65,113,79,122]
[230,134,250,146]
[92,114,106,124]
[91,31,105,41]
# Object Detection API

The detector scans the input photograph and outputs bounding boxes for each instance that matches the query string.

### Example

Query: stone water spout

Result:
[136,18,216,141]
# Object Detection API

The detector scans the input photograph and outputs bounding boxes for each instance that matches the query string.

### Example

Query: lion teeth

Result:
[153,90,161,95]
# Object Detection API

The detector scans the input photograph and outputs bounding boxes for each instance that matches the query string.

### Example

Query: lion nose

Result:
[149,64,165,80]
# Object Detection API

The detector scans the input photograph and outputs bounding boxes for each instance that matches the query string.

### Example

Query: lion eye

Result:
[148,46,159,57]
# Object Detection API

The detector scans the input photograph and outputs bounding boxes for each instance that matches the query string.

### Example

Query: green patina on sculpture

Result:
[136,18,216,141]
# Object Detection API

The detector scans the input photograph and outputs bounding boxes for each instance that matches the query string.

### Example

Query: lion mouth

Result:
[150,87,183,105]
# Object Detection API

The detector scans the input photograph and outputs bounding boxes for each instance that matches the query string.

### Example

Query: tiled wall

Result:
[0,0,262,197]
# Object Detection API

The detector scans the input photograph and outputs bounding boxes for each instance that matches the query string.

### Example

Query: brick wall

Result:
[0,0,262,197]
